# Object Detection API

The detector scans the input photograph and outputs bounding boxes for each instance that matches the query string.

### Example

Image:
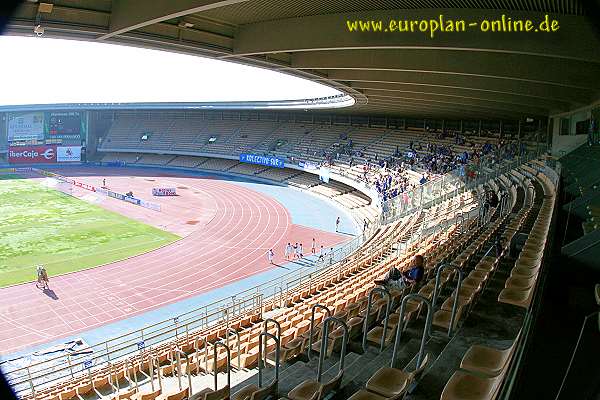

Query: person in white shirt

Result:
[318,245,324,262]
[267,249,274,264]
[284,243,292,260]
[335,217,340,232]
[298,243,303,259]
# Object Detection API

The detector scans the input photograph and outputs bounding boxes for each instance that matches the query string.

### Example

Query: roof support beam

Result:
[364,93,548,116]
[317,70,592,106]
[288,49,600,90]
[357,86,567,112]
[99,0,250,40]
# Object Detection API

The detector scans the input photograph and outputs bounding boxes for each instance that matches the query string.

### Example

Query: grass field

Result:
[0,175,179,287]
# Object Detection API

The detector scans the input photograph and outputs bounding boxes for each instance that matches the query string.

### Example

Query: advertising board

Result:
[152,188,177,196]
[8,145,57,164]
[7,112,45,141]
[239,154,284,169]
[57,146,82,162]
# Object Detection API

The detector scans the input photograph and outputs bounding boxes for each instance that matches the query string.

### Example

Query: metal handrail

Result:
[308,304,332,361]
[146,351,155,392]
[431,263,464,337]
[194,336,208,375]
[527,183,536,206]
[317,317,349,384]
[456,211,465,234]
[7,292,261,394]
[391,294,433,369]
[500,190,510,216]
[258,331,280,390]
[212,341,231,392]
[362,287,391,352]
[172,347,192,393]
[109,361,119,396]
[226,328,241,374]
[128,357,138,393]
[263,318,281,341]
[147,350,162,393]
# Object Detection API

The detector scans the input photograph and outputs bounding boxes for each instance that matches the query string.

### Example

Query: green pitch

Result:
[0,175,179,287]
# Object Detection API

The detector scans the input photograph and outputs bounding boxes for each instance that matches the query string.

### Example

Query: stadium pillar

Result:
[478,120,482,136]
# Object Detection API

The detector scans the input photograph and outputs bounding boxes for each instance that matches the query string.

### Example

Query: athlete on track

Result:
[36,265,49,290]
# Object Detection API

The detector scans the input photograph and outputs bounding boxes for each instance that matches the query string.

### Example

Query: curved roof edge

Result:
[0,93,355,113]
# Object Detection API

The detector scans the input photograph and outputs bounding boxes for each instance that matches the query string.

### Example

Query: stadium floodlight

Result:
[33,24,45,36]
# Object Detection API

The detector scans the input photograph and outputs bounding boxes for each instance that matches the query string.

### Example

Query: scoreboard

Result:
[47,112,82,136]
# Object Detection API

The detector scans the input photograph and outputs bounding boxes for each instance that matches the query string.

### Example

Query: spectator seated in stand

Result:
[374,254,425,290]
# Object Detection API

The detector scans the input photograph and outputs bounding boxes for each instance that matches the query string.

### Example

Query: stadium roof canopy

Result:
[5,0,600,120]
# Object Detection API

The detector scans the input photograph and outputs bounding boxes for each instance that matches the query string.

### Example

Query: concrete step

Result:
[277,351,361,396]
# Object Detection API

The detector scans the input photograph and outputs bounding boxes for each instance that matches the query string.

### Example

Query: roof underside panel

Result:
[4,0,598,120]
[199,0,587,25]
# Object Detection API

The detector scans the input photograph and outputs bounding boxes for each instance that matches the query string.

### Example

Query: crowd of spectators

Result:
[280,129,530,204]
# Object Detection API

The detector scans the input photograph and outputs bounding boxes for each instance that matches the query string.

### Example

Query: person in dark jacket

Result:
[375,254,425,289]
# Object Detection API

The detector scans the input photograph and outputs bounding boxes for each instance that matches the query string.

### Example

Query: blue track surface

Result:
[2,166,358,361]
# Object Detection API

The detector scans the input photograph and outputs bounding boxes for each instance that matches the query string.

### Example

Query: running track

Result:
[0,168,349,354]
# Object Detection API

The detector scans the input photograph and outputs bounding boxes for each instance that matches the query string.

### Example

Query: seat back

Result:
[93,375,109,389]
[250,380,276,400]
[140,388,162,400]
[115,388,137,400]
[59,389,76,400]
[166,387,189,400]
[203,385,230,400]
[77,382,93,394]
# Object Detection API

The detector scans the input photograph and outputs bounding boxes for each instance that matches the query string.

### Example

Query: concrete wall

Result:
[551,133,588,157]
[550,99,600,156]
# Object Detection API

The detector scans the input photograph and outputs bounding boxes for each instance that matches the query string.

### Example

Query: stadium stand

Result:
[15,144,558,400]
[2,1,599,397]
[138,154,177,166]
[167,156,209,169]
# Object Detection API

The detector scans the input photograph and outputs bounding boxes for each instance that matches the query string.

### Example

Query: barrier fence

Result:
[2,147,548,398]
[380,146,548,224]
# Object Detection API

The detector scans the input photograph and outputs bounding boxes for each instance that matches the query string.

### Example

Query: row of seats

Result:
[440,164,556,400]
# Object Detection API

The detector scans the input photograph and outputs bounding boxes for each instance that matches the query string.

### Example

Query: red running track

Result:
[0,168,349,354]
